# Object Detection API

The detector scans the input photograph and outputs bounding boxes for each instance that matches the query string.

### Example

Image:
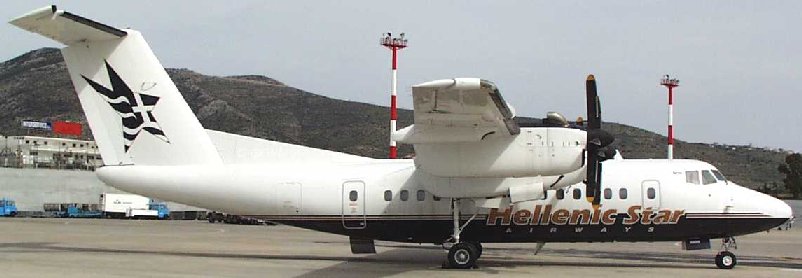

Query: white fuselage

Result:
[96,158,792,243]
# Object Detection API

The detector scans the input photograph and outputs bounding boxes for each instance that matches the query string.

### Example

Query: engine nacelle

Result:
[417,164,585,199]
[412,127,585,178]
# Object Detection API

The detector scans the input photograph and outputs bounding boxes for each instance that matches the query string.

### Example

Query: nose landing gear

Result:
[715,237,737,269]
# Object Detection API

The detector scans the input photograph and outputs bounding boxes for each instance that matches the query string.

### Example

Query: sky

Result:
[2,1,801,152]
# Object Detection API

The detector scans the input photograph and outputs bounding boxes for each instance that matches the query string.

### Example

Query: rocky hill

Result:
[0,48,788,189]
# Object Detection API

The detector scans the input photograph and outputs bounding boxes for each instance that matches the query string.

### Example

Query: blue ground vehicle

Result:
[149,201,170,219]
[1,198,18,217]
[62,204,102,218]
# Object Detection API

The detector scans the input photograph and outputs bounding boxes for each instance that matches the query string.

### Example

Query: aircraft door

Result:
[342,181,366,229]
[641,180,661,210]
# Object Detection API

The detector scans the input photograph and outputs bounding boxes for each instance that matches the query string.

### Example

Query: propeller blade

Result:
[586,75,601,130]
[584,74,610,208]
[585,144,599,202]
[593,162,602,207]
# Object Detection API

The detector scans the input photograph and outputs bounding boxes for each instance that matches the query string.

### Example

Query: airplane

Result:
[9,5,792,270]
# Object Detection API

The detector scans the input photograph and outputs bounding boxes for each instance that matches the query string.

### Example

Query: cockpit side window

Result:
[685,171,700,185]
[711,170,727,183]
[702,170,717,185]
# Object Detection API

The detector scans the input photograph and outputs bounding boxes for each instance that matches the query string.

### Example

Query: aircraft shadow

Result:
[1,241,800,277]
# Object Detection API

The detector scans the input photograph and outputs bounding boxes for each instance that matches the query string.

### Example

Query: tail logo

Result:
[81,61,169,152]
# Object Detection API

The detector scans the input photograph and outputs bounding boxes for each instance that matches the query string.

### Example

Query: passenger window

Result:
[433,195,441,201]
[400,190,409,201]
[383,190,392,201]
[556,189,564,200]
[702,170,717,185]
[619,188,627,199]
[349,190,358,202]
[604,188,612,199]
[573,188,581,200]
[647,187,656,199]
[416,190,425,201]
[686,171,700,185]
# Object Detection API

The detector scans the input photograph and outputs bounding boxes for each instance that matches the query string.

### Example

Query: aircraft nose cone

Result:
[763,195,794,220]
[777,199,793,220]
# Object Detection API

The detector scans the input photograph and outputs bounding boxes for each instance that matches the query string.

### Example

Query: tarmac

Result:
[0,218,800,278]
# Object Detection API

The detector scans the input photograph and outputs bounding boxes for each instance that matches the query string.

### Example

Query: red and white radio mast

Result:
[660,75,680,160]
[380,32,407,159]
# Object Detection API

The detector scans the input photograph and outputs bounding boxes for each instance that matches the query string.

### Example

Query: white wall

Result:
[0,167,203,211]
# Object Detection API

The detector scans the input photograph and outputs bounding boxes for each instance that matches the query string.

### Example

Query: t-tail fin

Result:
[10,6,221,166]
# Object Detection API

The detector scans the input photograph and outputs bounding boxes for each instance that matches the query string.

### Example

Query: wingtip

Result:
[9,6,57,26]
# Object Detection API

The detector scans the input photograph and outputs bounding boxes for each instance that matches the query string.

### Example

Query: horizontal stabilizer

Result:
[9,5,126,45]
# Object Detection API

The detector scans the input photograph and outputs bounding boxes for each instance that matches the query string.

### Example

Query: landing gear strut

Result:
[443,198,481,269]
[715,236,737,269]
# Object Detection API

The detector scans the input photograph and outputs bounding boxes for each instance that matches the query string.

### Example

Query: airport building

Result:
[0,134,206,217]
[0,135,102,170]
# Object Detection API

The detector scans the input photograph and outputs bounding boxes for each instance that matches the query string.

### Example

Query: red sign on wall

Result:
[52,121,82,136]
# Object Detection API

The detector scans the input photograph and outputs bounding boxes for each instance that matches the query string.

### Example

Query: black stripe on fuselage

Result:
[246,214,787,244]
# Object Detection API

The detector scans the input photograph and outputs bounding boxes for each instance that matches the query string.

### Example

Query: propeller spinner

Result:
[584,75,615,207]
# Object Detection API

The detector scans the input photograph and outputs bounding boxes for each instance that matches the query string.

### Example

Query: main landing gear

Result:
[443,198,482,269]
[446,242,481,269]
[715,236,737,269]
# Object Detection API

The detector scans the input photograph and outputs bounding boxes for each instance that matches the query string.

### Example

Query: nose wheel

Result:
[715,251,736,269]
[715,237,737,269]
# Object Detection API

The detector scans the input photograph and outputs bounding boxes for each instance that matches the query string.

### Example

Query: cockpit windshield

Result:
[711,170,727,183]
[685,169,728,185]
[701,170,717,185]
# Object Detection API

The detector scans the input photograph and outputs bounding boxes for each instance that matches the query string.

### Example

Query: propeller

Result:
[584,75,614,208]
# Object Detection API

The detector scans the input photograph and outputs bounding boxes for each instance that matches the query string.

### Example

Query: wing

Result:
[9,5,126,45]
[394,78,519,144]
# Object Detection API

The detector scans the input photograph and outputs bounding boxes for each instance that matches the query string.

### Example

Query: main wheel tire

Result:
[447,242,479,269]
[468,241,483,258]
[715,251,737,269]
